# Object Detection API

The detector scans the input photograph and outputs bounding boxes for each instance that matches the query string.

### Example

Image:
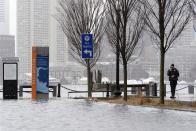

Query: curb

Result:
[96,100,196,113]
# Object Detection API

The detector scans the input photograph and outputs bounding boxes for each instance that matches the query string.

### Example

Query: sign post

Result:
[82,34,93,59]
[32,46,49,100]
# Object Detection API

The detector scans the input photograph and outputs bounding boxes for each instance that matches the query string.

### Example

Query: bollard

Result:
[110,84,115,96]
[106,84,109,98]
[131,87,137,94]
[146,85,150,96]
[57,83,61,97]
[188,85,194,94]
[149,82,157,97]
[53,86,57,97]
[19,86,23,97]
[152,83,157,96]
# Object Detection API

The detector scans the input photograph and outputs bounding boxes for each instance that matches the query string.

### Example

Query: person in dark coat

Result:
[167,64,179,99]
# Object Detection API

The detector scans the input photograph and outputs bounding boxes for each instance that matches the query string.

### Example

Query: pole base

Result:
[114,90,122,97]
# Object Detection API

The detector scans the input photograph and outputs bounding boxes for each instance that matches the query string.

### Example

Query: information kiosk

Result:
[2,57,19,99]
[32,46,49,100]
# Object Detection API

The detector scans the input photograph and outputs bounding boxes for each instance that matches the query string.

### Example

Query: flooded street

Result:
[0,0,196,130]
[1,97,196,131]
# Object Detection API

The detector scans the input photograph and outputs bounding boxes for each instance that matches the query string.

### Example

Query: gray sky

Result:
[9,0,16,35]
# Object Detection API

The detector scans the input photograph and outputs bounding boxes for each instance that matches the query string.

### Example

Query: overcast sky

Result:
[9,0,16,35]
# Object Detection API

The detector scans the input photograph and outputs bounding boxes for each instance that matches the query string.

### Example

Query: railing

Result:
[63,83,158,98]
[62,83,196,98]
[18,84,61,97]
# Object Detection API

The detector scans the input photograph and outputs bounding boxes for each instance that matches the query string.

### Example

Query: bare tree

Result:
[106,0,146,101]
[191,0,196,10]
[105,0,122,97]
[190,0,196,31]
[141,0,191,104]
[56,0,105,97]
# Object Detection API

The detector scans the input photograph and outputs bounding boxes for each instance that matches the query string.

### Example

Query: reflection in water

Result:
[1,98,196,131]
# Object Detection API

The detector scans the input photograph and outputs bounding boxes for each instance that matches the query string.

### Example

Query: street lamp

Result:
[114,0,122,97]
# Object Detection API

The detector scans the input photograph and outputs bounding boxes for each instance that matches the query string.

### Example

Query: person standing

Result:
[167,64,179,99]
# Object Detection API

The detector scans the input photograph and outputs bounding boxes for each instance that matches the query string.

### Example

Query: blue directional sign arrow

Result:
[84,49,92,57]
[82,34,93,59]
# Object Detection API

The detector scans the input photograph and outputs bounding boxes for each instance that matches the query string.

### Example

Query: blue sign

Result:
[82,34,93,59]
[36,55,49,94]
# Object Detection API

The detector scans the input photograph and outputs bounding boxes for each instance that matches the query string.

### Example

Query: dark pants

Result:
[170,81,177,97]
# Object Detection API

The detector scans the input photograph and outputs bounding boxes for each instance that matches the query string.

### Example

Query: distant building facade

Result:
[16,0,195,83]
[0,0,9,35]
[0,35,15,85]
[0,0,15,85]
[50,62,84,84]
[17,0,68,82]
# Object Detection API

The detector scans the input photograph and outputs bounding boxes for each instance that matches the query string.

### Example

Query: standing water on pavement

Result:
[1,85,196,131]
[1,98,196,131]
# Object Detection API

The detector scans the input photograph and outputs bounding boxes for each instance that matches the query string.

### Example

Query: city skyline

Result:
[3,0,196,82]
[17,0,68,82]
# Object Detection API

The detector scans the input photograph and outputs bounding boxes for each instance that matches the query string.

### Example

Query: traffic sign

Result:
[82,34,93,59]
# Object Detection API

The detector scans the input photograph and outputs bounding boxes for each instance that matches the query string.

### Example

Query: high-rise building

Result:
[0,0,9,35]
[17,0,68,81]
[174,21,195,47]
[0,0,15,85]
[49,0,68,67]
[0,35,15,85]
[0,35,15,57]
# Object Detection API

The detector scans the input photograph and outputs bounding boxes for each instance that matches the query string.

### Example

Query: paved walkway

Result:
[162,84,196,102]
[165,94,196,102]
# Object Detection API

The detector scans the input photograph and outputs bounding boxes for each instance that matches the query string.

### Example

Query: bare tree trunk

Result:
[159,3,165,104]
[87,60,92,98]
[160,47,165,104]
[115,9,121,96]
[123,17,127,101]
[123,61,128,101]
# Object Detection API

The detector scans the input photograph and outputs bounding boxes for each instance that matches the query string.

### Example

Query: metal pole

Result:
[106,84,109,98]
[19,86,23,97]
[53,86,57,97]
[57,83,61,97]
